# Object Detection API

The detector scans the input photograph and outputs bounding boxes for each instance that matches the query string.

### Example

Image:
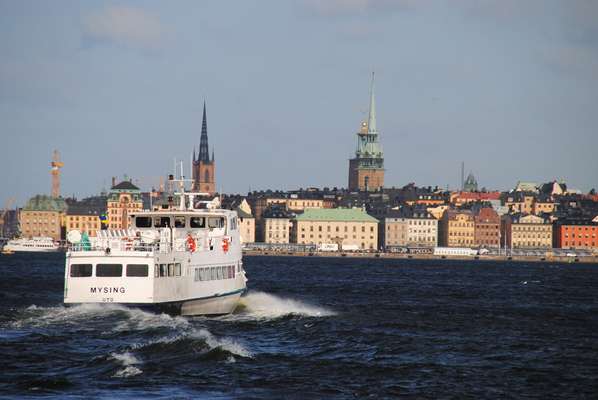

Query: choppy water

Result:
[1,253,597,399]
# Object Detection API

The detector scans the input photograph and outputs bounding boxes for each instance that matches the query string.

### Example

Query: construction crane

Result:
[51,150,64,198]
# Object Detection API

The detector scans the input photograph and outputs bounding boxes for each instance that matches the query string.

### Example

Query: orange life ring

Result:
[186,235,197,252]
[222,238,230,252]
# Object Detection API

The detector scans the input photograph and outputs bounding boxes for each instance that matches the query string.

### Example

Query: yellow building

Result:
[261,206,292,244]
[503,213,552,249]
[292,208,378,250]
[505,193,555,215]
[439,210,475,247]
[107,180,143,230]
[64,196,106,237]
[286,198,324,212]
[19,195,67,241]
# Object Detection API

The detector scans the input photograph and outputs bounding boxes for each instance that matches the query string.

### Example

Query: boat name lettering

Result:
[90,287,125,294]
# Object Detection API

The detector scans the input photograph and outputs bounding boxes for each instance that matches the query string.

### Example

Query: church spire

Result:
[367,72,377,134]
[192,146,196,163]
[198,101,210,162]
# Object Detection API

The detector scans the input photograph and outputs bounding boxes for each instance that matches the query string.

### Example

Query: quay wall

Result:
[243,250,598,264]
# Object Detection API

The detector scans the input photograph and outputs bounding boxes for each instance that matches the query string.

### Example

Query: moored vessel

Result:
[3,236,61,253]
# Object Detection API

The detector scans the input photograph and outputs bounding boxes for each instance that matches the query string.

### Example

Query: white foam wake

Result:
[13,304,188,331]
[236,291,336,319]
[111,352,142,378]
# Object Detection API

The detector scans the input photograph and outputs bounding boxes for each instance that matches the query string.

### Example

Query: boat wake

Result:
[232,291,336,320]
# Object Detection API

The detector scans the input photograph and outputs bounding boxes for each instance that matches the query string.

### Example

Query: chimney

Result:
[112,177,116,188]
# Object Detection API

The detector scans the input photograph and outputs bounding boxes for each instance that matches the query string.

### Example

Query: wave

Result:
[111,351,143,378]
[233,291,336,320]
[129,328,253,359]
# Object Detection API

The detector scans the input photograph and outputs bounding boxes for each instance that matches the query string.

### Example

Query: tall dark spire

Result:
[198,101,210,162]
[192,146,196,162]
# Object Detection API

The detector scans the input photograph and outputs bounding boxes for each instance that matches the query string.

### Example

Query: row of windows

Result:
[70,264,148,277]
[301,234,374,240]
[513,234,550,239]
[564,226,597,231]
[302,225,374,233]
[135,216,228,229]
[194,265,237,281]
[513,226,549,231]
[563,241,597,247]
[565,234,597,239]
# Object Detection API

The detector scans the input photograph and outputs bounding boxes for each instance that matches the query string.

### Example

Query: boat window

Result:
[168,263,174,277]
[190,217,205,228]
[155,264,159,278]
[175,263,181,276]
[136,217,152,228]
[127,264,148,277]
[174,216,186,228]
[96,264,123,277]
[208,217,224,229]
[154,217,171,228]
[160,264,167,277]
[70,264,92,277]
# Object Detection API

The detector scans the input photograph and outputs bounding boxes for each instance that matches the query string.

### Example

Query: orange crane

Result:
[51,150,64,198]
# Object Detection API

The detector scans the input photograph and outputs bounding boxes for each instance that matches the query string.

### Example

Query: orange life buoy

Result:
[186,235,197,252]
[222,238,230,252]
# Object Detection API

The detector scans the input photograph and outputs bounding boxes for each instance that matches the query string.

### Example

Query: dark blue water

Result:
[1,253,597,399]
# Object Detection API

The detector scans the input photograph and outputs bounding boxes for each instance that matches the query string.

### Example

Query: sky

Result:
[1,0,597,206]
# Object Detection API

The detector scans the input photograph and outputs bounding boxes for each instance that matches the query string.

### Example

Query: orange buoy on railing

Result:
[186,234,197,253]
[222,237,230,253]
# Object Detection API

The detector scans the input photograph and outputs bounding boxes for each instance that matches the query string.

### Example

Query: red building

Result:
[554,219,598,249]
[474,207,500,248]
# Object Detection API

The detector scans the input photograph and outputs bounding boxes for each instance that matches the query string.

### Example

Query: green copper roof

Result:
[22,195,67,212]
[295,208,378,223]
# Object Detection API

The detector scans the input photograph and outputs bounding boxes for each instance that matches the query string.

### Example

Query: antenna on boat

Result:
[168,161,195,211]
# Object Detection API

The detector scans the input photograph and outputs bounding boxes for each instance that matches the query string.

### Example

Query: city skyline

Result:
[1,1,598,206]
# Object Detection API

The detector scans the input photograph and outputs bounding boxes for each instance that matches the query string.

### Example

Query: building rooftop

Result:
[111,180,140,191]
[22,195,67,212]
[295,208,378,223]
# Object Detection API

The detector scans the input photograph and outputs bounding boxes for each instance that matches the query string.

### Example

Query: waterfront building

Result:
[192,102,216,195]
[554,217,597,250]
[106,179,143,230]
[1,209,19,239]
[502,213,552,249]
[19,195,67,240]
[64,196,106,237]
[292,208,378,250]
[380,207,438,249]
[439,209,475,247]
[261,205,292,244]
[473,207,500,248]
[348,73,384,192]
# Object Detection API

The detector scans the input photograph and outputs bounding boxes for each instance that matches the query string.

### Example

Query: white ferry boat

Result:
[63,182,247,316]
[3,236,61,253]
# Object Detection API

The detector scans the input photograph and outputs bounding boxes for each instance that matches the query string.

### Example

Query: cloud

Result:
[83,6,164,49]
